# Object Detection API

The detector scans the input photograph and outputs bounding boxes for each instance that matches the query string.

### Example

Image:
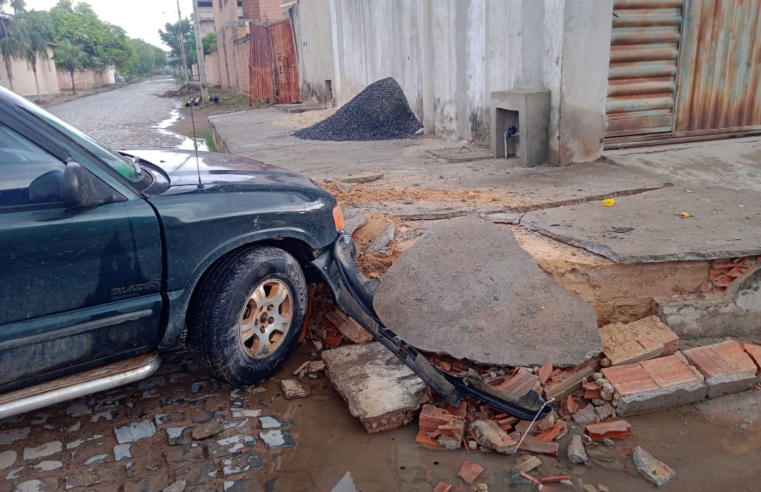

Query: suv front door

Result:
[0,116,163,393]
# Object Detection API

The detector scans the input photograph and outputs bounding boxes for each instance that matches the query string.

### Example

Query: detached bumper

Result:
[311,234,552,421]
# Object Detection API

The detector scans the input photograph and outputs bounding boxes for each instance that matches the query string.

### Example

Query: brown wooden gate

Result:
[269,19,300,103]
[250,23,275,102]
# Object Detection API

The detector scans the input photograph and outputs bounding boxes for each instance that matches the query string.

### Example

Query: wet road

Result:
[47,78,194,150]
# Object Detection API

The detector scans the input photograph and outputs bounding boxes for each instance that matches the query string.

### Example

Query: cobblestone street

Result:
[47,78,191,150]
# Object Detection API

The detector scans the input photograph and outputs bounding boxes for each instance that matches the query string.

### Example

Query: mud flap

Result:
[311,234,552,421]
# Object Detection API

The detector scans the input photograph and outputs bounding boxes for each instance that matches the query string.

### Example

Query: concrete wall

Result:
[57,67,115,92]
[290,0,335,103]
[297,0,612,165]
[0,49,60,98]
[208,22,252,94]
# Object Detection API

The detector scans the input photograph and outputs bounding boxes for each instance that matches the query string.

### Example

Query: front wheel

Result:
[187,246,308,386]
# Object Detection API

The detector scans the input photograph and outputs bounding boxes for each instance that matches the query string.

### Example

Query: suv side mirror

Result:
[63,162,123,210]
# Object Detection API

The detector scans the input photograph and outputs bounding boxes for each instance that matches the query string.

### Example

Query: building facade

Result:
[289,0,761,165]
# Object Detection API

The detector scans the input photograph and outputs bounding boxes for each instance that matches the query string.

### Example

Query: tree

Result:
[202,32,216,56]
[0,0,28,91]
[54,38,85,93]
[159,19,196,71]
[17,10,53,100]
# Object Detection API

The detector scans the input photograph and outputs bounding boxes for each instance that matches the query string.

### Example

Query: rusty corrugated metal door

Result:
[674,0,761,134]
[270,19,300,103]
[250,23,275,103]
[605,0,684,138]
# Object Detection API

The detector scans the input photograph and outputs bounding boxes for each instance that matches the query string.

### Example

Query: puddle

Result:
[330,472,359,492]
[154,105,209,152]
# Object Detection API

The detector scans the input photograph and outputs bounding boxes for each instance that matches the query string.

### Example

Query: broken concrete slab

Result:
[344,214,368,235]
[603,355,706,416]
[567,435,588,464]
[469,419,518,454]
[521,186,761,264]
[280,379,309,399]
[683,340,759,398]
[366,223,395,253]
[322,342,429,433]
[632,446,676,488]
[335,317,374,344]
[658,269,761,339]
[374,216,601,366]
[600,316,679,366]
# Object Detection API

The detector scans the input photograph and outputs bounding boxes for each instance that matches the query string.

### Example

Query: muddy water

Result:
[278,348,761,492]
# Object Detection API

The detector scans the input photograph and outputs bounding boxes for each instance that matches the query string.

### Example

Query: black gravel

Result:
[294,77,423,141]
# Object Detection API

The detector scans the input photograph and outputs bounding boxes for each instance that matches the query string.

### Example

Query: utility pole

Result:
[192,0,210,104]
[176,0,190,84]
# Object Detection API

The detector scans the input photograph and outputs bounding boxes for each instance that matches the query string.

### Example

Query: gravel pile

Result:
[294,77,422,141]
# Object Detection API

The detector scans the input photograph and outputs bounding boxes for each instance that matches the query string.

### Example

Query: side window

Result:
[0,123,65,208]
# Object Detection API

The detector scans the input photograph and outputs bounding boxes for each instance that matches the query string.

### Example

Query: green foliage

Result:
[159,18,196,70]
[128,38,167,77]
[202,32,216,56]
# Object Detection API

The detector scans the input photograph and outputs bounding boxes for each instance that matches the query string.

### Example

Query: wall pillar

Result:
[556,0,613,165]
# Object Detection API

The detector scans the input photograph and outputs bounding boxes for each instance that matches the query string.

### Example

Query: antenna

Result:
[176,0,203,189]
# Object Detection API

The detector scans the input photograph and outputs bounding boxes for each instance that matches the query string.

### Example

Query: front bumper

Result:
[311,234,552,421]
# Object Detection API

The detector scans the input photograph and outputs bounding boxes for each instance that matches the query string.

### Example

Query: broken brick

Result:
[603,355,706,416]
[520,471,540,484]
[416,405,466,449]
[457,460,484,485]
[585,420,632,441]
[583,382,602,400]
[469,419,518,454]
[536,421,567,442]
[684,340,759,397]
[335,317,374,344]
[545,359,597,400]
[565,395,580,414]
[600,316,679,366]
[743,343,761,371]
[541,475,571,483]
[517,435,559,457]
[538,362,553,384]
[433,482,452,492]
[498,367,540,396]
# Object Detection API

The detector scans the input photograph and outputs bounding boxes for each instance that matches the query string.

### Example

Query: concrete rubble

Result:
[633,446,676,488]
[374,216,602,367]
[321,342,429,433]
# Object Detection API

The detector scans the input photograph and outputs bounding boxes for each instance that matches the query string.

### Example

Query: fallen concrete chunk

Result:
[322,343,429,433]
[280,379,309,399]
[191,420,224,441]
[632,446,676,488]
[345,214,368,235]
[469,419,518,454]
[600,316,679,366]
[374,216,600,366]
[683,340,759,398]
[572,404,598,426]
[603,355,706,416]
[517,455,542,473]
[342,173,384,184]
[567,435,588,464]
[366,223,395,253]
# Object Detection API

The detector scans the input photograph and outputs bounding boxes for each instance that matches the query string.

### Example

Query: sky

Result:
[24,0,196,48]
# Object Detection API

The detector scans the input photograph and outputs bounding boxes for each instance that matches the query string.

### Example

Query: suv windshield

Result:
[9,91,143,183]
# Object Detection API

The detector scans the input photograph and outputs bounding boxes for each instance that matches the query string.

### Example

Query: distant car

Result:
[0,85,372,418]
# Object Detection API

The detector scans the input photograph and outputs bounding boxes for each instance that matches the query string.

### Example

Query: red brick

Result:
[565,395,580,414]
[457,460,484,485]
[517,435,559,457]
[743,343,761,371]
[641,355,702,387]
[583,382,602,399]
[416,405,466,448]
[602,363,659,397]
[538,362,553,384]
[498,367,540,396]
[684,341,757,379]
[600,316,679,366]
[585,420,632,441]
[433,483,452,492]
[536,421,567,442]
[544,359,597,400]
[520,472,540,484]
[541,475,571,483]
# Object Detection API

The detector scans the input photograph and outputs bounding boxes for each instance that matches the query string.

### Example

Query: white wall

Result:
[300,0,612,165]
[291,0,336,103]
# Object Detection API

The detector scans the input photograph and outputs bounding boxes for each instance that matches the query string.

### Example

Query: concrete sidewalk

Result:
[209,108,761,264]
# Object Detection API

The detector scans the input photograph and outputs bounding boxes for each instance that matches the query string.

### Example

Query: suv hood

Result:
[123,149,318,190]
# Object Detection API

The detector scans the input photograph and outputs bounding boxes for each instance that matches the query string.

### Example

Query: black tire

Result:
[187,246,307,386]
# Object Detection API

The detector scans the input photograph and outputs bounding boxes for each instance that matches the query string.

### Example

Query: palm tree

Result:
[18,11,53,100]
[0,12,28,92]
[54,39,85,94]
